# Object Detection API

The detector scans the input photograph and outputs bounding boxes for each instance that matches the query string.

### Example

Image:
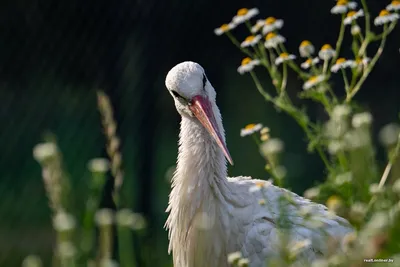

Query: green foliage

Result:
[217,0,400,266]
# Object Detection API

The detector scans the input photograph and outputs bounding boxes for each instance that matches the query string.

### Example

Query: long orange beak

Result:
[189,95,234,165]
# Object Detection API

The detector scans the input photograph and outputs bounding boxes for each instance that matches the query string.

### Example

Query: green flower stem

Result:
[280,63,288,96]
[378,136,400,188]
[346,26,388,102]
[117,225,136,267]
[372,21,398,41]
[251,134,261,146]
[279,43,309,80]
[341,69,350,94]
[360,0,371,34]
[226,32,253,58]
[250,70,332,172]
[322,59,329,75]
[330,14,346,68]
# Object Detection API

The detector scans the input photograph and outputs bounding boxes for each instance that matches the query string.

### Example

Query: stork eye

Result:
[171,90,184,99]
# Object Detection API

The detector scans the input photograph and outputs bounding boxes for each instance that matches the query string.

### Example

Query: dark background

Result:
[0,0,399,265]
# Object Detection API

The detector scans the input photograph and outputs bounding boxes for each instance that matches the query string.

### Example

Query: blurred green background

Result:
[0,0,399,266]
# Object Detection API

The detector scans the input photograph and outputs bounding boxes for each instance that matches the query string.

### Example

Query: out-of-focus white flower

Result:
[331,0,357,14]
[334,172,352,185]
[374,9,399,26]
[237,58,260,74]
[22,255,43,267]
[238,258,250,267]
[300,58,320,69]
[251,19,265,33]
[311,259,329,267]
[351,24,361,35]
[258,199,266,205]
[227,251,243,264]
[349,202,367,222]
[318,44,336,60]
[260,138,284,155]
[214,23,236,36]
[369,183,384,194]
[332,105,351,121]
[299,40,315,58]
[249,180,272,193]
[53,211,76,232]
[33,142,57,163]
[344,10,364,25]
[262,17,284,35]
[275,52,296,65]
[303,75,326,90]
[240,35,262,47]
[131,213,147,230]
[328,140,344,155]
[393,179,400,194]
[88,158,110,173]
[331,58,356,73]
[232,8,259,25]
[387,0,400,11]
[352,112,372,128]
[240,123,263,137]
[342,232,357,252]
[354,57,370,70]
[95,209,114,226]
[304,187,320,199]
[264,32,286,48]
[58,242,76,258]
[344,130,370,149]
[378,123,400,146]
[260,127,270,135]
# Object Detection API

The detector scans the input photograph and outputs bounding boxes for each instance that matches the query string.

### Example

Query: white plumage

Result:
[165,61,352,267]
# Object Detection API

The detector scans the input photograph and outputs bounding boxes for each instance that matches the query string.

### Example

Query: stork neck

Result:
[175,108,228,190]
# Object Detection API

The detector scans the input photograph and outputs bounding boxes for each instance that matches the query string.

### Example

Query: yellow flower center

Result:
[245,35,255,42]
[266,32,277,40]
[347,11,357,17]
[305,59,312,64]
[280,52,289,58]
[309,76,319,82]
[336,58,346,64]
[300,40,312,47]
[337,0,348,6]
[321,44,333,51]
[244,123,256,129]
[326,195,342,209]
[220,24,230,31]
[237,8,249,16]
[392,0,400,6]
[379,10,390,17]
[241,57,252,66]
[265,17,276,24]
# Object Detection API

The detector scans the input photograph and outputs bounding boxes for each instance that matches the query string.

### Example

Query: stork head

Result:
[165,61,233,165]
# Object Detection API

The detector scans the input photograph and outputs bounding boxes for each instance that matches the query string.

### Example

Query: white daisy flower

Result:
[318,44,336,60]
[237,57,260,74]
[262,17,284,35]
[331,58,356,72]
[300,58,320,69]
[344,10,364,25]
[232,8,259,25]
[303,75,326,90]
[53,212,76,232]
[387,0,400,11]
[299,40,315,58]
[331,0,357,14]
[238,258,250,267]
[249,180,272,193]
[374,9,399,26]
[354,57,370,70]
[240,35,262,47]
[214,23,236,36]
[251,20,265,33]
[240,123,263,137]
[88,158,110,173]
[264,32,286,48]
[351,24,361,35]
[275,52,296,65]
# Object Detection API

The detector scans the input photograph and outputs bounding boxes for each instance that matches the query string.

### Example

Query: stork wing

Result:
[225,177,353,266]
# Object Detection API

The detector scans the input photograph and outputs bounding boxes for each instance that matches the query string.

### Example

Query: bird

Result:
[164,61,353,267]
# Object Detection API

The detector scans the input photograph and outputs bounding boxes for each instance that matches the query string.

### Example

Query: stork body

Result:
[165,62,352,267]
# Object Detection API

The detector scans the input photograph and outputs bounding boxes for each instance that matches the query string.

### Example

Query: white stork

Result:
[165,61,352,267]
